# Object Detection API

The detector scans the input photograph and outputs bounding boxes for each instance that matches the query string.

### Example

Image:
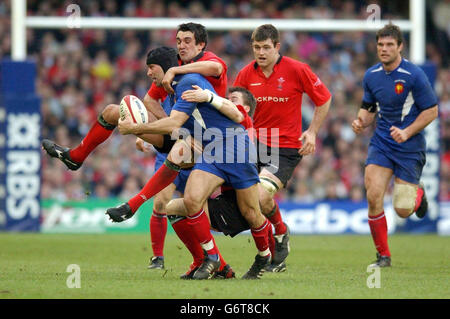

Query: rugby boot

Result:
[415,182,428,219]
[148,256,164,270]
[192,257,221,280]
[106,203,133,222]
[42,139,82,170]
[266,223,290,272]
[266,261,286,273]
[242,254,271,279]
[369,252,391,268]
[212,264,236,279]
[180,263,200,280]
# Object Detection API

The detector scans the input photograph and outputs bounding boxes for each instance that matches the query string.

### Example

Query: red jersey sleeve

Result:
[297,63,331,107]
[147,82,168,102]
[200,52,228,97]
[236,104,253,130]
[236,104,255,142]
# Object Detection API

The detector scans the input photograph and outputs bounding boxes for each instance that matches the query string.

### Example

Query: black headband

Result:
[146,46,178,73]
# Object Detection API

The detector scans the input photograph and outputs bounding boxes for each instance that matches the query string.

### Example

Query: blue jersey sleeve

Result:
[412,68,438,111]
[362,72,376,104]
[171,74,213,116]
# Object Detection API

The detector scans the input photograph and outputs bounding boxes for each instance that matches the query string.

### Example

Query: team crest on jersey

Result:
[394,82,404,94]
[277,77,285,90]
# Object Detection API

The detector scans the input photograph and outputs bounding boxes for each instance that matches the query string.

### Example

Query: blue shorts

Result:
[154,152,168,171]
[194,160,260,189]
[191,133,259,189]
[365,143,426,184]
[173,168,191,194]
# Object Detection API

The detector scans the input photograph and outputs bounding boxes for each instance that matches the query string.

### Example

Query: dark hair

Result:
[251,24,280,46]
[376,23,404,46]
[229,87,257,117]
[177,22,208,50]
[146,46,178,73]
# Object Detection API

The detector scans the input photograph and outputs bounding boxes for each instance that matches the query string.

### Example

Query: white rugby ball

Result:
[119,95,148,124]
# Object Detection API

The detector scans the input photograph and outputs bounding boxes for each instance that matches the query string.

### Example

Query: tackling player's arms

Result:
[181,85,244,123]
[163,61,224,95]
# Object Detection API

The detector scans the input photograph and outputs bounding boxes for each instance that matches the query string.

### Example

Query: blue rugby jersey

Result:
[362,58,438,154]
[169,73,246,144]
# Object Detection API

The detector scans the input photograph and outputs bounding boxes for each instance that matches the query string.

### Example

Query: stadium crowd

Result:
[0,0,448,202]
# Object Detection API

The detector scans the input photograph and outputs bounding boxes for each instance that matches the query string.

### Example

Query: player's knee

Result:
[366,188,384,210]
[102,104,119,125]
[183,194,203,214]
[394,208,412,218]
[168,140,193,167]
[393,183,416,218]
[153,198,167,213]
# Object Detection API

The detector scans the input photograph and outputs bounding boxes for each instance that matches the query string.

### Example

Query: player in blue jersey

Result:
[352,24,439,267]
[113,47,272,280]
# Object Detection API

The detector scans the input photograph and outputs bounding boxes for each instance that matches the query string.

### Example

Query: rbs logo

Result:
[6,113,40,220]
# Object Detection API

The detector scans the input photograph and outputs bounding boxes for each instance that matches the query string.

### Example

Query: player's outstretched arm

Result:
[299,97,331,155]
[118,110,189,135]
[181,85,244,123]
[163,61,223,94]
[143,93,168,120]
[390,105,438,143]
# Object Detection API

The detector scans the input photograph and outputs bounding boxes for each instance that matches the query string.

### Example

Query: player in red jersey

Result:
[132,23,230,270]
[234,24,332,272]
[42,23,229,270]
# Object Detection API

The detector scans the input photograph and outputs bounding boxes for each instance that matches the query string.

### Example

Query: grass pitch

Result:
[0,233,448,299]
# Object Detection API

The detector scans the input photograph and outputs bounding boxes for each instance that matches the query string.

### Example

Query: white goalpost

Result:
[11,0,426,63]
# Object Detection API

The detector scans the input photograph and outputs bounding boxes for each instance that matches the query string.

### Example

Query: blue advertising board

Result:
[0,60,41,231]
[278,200,445,235]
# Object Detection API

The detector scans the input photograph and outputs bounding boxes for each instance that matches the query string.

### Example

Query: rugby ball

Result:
[119,95,148,124]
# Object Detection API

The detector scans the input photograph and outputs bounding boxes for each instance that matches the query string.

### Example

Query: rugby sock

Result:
[251,219,271,257]
[187,209,219,260]
[150,210,167,257]
[128,161,180,213]
[268,223,276,257]
[69,115,115,164]
[368,211,391,257]
[171,217,204,267]
[211,236,227,271]
[267,202,287,235]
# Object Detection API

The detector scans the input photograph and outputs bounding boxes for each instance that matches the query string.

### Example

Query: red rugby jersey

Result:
[236,104,253,131]
[234,55,331,148]
[147,50,228,101]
